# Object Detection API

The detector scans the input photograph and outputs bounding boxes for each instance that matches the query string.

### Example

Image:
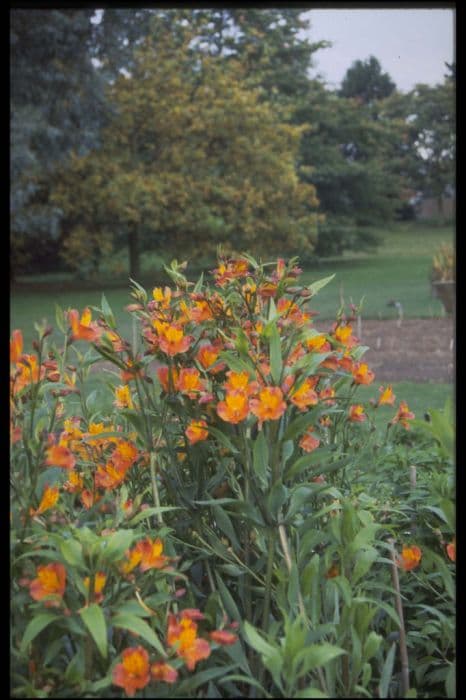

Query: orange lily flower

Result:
[29,484,59,517]
[177,368,204,398]
[151,662,178,684]
[120,548,143,575]
[319,386,336,405]
[209,629,238,645]
[196,343,225,373]
[167,612,211,670]
[249,386,287,428]
[185,419,209,445]
[224,370,259,396]
[216,390,250,424]
[152,285,172,308]
[299,428,320,453]
[391,401,415,429]
[397,545,422,571]
[135,538,170,572]
[112,646,151,697]
[68,308,101,343]
[352,362,375,385]
[305,334,330,353]
[348,404,366,422]
[157,365,179,393]
[63,470,84,493]
[45,444,76,471]
[114,385,134,409]
[29,562,66,607]
[213,258,249,286]
[378,385,396,406]
[290,378,319,411]
[10,329,23,364]
[334,324,356,347]
[83,572,107,603]
[446,539,456,562]
[154,321,192,356]
[95,462,128,491]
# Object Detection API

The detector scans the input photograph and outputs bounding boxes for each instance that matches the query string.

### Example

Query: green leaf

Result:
[100,293,116,329]
[214,571,242,622]
[79,604,107,659]
[269,321,282,384]
[253,431,269,487]
[219,675,271,697]
[378,643,396,698]
[101,529,135,563]
[293,643,346,677]
[363,632,382,662]
[207,425,240,455]
[283,410,322,442]
[212,505,241,549]
[242,620,277,658]
[54,304,66,333]
[127,506,182,526]
[293,688,330,698]
[308,274,335,296]
[445,660,456,698]
[20,613,61,654]
[59,539,86,570]
[111,613,165,656]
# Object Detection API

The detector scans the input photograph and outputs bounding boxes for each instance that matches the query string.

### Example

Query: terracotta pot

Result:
[431,280,455,314]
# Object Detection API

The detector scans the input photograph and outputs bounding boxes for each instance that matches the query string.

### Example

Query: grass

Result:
[11,221,454,349]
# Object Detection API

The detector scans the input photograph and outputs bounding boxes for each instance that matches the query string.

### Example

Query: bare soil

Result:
[315,318,455,383]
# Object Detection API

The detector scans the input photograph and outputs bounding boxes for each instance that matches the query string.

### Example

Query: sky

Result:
[301,9,455,93]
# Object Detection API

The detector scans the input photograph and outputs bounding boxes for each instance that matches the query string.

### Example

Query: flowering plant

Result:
[10,253,454,698]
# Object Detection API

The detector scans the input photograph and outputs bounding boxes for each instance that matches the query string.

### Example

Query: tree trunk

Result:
[128,227,140,279]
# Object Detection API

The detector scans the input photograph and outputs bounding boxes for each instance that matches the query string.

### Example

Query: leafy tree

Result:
[339,55,395,104]
[51,31,319,278]
[294,80,403,256]
[10,9,106,275]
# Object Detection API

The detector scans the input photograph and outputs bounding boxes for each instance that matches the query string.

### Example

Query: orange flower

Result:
[114,385,134,409]
[135,538,170,572]
[189,299,214,323]
[348,404,366,422]
[112,646,151,697]
[12,354,43,393]
[397,545,422,571]
[249,386,287,428]
[216,390,250,424]
[81,489,100,510]
[112,441,138,470]
[305,334,330,353]
[224,370,258,396]
[45,444,76,471]
[177,368,204,398]
[352,362,375,385]
[63,470,84,493]
[213,258,249,286]
[446,539,456,562]
[120,548,143,575]
[167,613,211,670]
[95,462,128,490]
[29,562,66,607]
[185,419,209,445]
[83,572,107,603]
[325,564,340,579]
[151,662,178,684]
[30,484,59,517]
[299,428,320,453]
[209,630,238,645]
[157,365,179,393]
[10,329,23,364]
[290,378,319,411]
[391,401,415,429]
[196,343,225,373]
[378,385,396,406]
[334,324,355,347]
[154,321,192,356]
[152,285,172,308]
[68,308,101,343]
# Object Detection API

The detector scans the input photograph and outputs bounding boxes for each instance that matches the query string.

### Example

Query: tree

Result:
[293,80,404,256]
[51,31,319,278]
[339,55,395,104]
[10,9,106,275]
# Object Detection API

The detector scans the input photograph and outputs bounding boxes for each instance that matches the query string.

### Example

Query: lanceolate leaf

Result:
[79,603,108,659]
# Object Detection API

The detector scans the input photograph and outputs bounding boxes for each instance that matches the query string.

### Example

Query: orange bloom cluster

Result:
[352,362,375,386]
[378,385,396,406]
[29,484,59,517]
[153,321,193,356]
[289,377,319,411]
[299,428,320,453]
[397,545,422,571]
[185,419,209,445]
[213,258,250,286]
[83,572,107,603]
[249,386,287,429]
[348,404,366,422]
[446,538,456,562]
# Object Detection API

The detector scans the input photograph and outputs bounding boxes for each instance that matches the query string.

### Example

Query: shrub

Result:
[10,254,455,697]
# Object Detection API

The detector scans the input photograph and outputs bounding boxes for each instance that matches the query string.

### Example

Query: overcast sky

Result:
[302,9,455,93]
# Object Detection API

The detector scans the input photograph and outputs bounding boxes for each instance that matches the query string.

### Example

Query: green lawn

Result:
[11,221,454,349]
